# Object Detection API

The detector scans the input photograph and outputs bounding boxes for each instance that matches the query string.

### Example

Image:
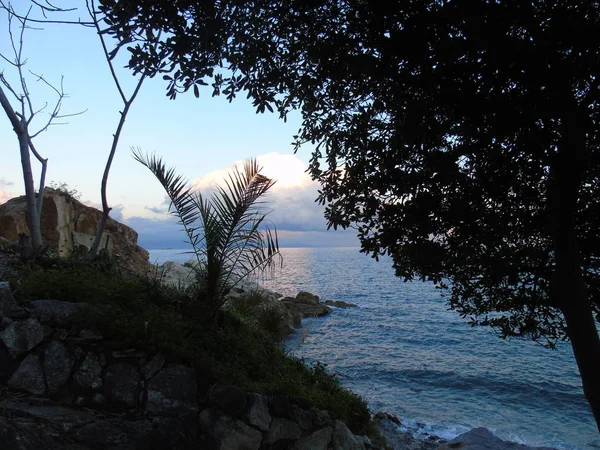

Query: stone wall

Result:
[0,284,377,450]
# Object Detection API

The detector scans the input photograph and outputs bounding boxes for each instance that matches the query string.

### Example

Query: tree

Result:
[133,151,280,312]
[99,0,600,429]
[0,3,83,254]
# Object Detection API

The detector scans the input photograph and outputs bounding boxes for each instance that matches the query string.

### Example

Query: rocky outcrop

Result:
[281,291,333,318]
[0,189,152,275]
[0,284,376,450]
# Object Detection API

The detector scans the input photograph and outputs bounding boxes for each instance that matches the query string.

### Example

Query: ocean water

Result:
[148,247,600,449]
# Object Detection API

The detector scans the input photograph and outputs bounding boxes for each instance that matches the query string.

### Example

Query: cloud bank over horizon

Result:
[126,153,359,249]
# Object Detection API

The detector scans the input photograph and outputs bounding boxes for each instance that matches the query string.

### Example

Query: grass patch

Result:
[10,256,380,438]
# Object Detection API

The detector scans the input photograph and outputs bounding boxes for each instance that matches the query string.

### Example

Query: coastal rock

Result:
[156,261,196,289]
[332,419,365,450]
[375,417,440,450]
[245,393,272,431]
[3,397,96,431]
[8,354,46,395]
[0,284,26,318]
[0,318,44,358]
[146,365,198,414]
[437,428,558,450]
[141,354,165,380]
[27,300,88,327]
[74,352,103,390]
[207,383,248,415]
[0,189,153,276]
[293,427,333,450]
[43,340,75,393]
[199,408,262,450]
[281,295,332,318]
[103,363,140,407]
[324,299,358,308]
[265,417,303,444]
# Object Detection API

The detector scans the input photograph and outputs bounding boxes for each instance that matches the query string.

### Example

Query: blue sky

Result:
[0,2,358,248]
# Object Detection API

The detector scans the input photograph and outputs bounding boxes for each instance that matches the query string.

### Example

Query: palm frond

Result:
[132,147,202,266]
[135,150,281,311]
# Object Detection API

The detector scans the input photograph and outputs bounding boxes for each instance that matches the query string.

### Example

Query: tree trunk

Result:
[18,125,42,250]
[552,110,600,431]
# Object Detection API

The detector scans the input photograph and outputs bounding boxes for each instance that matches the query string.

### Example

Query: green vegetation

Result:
[10,255,375,437]
[133,152,281,313]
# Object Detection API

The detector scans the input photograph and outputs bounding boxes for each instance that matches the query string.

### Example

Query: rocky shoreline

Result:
[155,261,559,450]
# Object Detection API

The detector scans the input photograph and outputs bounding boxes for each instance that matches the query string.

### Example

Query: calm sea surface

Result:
[148,247,599,449]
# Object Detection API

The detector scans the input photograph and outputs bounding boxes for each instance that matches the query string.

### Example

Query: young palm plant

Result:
[133,149,281,312]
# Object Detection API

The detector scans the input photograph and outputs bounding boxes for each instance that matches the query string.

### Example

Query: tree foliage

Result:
[100,0,600,428]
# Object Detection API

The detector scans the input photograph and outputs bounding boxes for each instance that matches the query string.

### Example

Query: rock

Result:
[293,427,333,450]
[313,410,333,428]
[8,354,46,395]
[207,384,248,415]
[0,189,153,276]
[0,284,26,318]
[74,352,103,390]
[376,418,439,450]
[156,261,196,288]
[281,296,331,318]
[437,428,557,450]
[296,291,320,303]
[269,394,292,418]
[104,363,140,407]
[0,421,63,450]
[332,419,365,450]
[146,365,198,414]
[324,299,358,308]
[43,340,75,393]
[290,405,314,430]
[265,417,303,444]
[72,418,154,449]
[0,318,44,358]
[27,300,88,327]
[142,354,165,380]
[199,408,262,450]
[245,393,271,432]
[3,398,96,431]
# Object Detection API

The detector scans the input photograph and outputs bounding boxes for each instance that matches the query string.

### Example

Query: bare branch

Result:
[87,0,126,103]
[0,0,94,26]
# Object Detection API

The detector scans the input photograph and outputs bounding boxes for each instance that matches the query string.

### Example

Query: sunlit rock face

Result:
[0,188,152,275]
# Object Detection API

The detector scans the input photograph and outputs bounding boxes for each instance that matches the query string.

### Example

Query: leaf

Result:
[193,84,199,98]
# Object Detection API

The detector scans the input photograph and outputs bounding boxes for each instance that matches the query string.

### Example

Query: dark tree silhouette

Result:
[99,0,600,430]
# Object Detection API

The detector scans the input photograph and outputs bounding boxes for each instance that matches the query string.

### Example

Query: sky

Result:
[0,2,358,249]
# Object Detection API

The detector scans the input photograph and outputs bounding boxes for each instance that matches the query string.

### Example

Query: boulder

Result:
[74,352,103,390]
[0,284,26,318]
[155,261,196,289]
[43,340,75,393]
[293,427,333,450]
[281,296,332,318]
[437,428,557,450]
[331,419,365,450]
[199,408,262,450]
[103,363,140,407]
[27,300,88,327]
[375,417,440,450]
[0,318,45,358]
[265,417,303,445]
[207,383,248,415]
[146,365,198,414]
[245,393,272,432]
[8,354,46,395]
[0,189,153,276]
[141,354,165,380]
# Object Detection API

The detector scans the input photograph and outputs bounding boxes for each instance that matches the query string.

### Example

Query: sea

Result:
[148,247,600,450]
